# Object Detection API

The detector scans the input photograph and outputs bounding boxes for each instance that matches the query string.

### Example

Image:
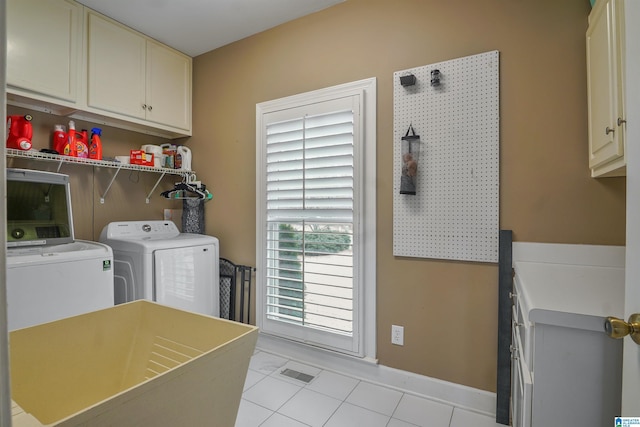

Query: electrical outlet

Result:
[391,325,404,346]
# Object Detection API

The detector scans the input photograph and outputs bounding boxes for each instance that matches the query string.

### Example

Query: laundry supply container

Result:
[10,300,258,427]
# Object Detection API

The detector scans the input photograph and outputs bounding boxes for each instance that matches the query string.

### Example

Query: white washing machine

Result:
[7,241,115,331]
[6,168,114,331]
[100,221,220,317]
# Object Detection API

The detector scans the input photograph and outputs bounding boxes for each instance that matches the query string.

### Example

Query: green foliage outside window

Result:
[274,223,351,319]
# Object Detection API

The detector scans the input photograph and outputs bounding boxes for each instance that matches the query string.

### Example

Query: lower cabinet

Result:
[511,244,624,427]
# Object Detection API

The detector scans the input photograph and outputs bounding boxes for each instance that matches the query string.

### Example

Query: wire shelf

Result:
[6,148,194,204]
[6,148,193,177]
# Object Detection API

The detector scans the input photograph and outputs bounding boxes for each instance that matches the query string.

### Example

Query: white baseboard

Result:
[257,333,497,418]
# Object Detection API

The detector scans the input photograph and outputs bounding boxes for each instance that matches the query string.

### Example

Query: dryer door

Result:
[153,244,218,316]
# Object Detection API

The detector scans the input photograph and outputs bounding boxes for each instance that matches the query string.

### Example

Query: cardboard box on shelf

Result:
[130,150,154,166]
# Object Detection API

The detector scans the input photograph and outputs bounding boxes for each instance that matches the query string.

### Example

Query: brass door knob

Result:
[605,314,640,344]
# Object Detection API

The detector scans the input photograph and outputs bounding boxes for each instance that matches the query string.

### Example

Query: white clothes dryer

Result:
[100,221,220,317]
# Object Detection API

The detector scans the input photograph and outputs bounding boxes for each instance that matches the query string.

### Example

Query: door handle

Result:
[604,314,640,344]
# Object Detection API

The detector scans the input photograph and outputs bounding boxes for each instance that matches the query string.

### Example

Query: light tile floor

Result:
[236,350,503,427]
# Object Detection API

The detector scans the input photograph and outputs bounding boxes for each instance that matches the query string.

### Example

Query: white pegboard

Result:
[393,51,499,263]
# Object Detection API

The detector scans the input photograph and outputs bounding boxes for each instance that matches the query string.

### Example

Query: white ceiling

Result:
[76,0,345,57]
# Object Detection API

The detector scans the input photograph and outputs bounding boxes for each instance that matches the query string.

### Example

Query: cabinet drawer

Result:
[511,326,532,427]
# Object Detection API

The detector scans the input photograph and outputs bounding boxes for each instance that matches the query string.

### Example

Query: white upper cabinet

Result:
[586,0,626,177]
[87,11,147,120]
[87,11,192,134]
[6,0,192,138]
[6,0,83,107]
[146,40,192,132]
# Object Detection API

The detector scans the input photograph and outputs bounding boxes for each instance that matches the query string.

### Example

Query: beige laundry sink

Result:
[10,300,257,426]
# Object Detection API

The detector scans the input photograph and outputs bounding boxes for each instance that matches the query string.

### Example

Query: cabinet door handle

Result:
[148,105,153,111]
[142,104,147,110]
[618,117,627,126]
[605,126,615,135]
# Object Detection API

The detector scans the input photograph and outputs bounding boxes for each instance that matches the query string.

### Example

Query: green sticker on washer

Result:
[103,260,112,271]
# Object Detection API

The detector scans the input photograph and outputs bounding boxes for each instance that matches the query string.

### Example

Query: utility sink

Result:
[10,300,257,426]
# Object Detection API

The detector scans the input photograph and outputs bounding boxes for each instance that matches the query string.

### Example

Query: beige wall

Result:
[191,0,626,392]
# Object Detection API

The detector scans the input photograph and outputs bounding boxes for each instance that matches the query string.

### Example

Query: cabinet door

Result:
[146,41,192,131]
[87,11,146,120]
[511,327,532,427]
[7,0,83,103]
[586,0,625,173]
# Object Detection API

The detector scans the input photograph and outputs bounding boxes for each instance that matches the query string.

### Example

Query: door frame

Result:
[622,0,640,412]
[1,0,12,425]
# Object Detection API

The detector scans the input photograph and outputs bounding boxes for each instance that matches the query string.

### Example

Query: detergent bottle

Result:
[75,129,89,158]
[52,124,67,154]
[89,128,103,160]
[177,146,192,171]
[67,120,77,157]
[6,114,33,151]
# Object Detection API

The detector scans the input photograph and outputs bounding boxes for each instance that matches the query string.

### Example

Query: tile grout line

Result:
[387,391,406,425]
[272,365,327,424]
[447,406,455,427]
[318,394,343,427]
[242,358,303,418]
[243,368,265,394]
[260,410,313,427]
[282,367,346,427]
[318,377,365,427]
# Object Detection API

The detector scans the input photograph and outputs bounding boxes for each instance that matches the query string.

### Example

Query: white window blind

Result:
[265,108,355,336]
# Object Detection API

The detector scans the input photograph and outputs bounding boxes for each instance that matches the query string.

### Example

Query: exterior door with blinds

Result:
[257,94,363,355]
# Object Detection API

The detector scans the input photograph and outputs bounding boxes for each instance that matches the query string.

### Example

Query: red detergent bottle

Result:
[89,128,103,160]
[75,129,89,158]
[67,120,77,157]
[6,114,33,151]
[52,124,67,154]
